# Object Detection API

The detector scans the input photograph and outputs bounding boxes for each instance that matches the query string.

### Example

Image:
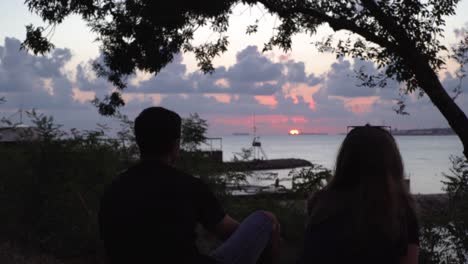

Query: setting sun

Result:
[289,129,300,135]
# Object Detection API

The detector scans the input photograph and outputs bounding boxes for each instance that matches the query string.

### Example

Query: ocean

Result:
[215,135,463,194]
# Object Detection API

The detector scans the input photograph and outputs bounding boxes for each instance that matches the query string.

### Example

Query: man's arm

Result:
[213,214,239,241]
[195,178,239,240]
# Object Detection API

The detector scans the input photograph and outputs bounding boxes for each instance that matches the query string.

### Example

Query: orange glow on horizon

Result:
[289,129,300,135]
[210,115,342,134]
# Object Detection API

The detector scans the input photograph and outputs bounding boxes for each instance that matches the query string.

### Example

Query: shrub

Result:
[0,120,125,256]
[0,110,235,257]
[289,165,332,197]
[419,156,468,263]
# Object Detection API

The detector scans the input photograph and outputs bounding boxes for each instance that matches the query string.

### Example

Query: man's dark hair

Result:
[134,107,182,158]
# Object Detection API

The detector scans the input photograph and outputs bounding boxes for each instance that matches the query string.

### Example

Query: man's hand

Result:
[213,214,239,241]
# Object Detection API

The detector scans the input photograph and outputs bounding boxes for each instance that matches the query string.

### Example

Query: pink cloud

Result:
[282,83,320,109]
[254,95,278,107]
[205,93,232,103]
[278,54,292,62]
[72,88,95,103]
[331,96,379,114]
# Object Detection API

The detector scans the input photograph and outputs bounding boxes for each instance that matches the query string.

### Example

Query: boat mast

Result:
[253,114,256,138]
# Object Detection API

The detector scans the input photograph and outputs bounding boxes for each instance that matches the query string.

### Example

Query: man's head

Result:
[134,107,182,162]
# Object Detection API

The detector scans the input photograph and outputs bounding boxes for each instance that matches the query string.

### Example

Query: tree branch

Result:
[257,0,397,51]
[361,0,468,159]
[360,0,413,50]
[297,7,394,48]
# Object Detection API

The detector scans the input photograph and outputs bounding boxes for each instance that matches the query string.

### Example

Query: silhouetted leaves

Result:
[91,92,125,116]
[181,113,208,152]
[420,157,468,263]
[393,97,410,116]
[21,24,55,55]
[289,165,332,197]
[451,25,468,100]
[246,23,258,35]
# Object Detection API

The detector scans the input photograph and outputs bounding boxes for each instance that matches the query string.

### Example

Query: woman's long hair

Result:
[308,125,414,246]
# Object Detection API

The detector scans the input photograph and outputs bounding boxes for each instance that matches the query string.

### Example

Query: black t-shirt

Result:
[98,160,226,264]
[298,191,419,264]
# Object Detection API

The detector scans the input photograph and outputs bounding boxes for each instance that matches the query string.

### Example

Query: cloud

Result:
[119,45,322,96]
[124,46,285,95]
[0,38,69,93]
[0,38,76,106]
[1,37,467,136]
[0,37,107,131]
[227,46,283,83]
[284,60,323,85]
[324,58,399,99]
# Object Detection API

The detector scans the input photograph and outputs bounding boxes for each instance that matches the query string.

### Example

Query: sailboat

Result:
[233,115,268,161]
[251,115,268,161]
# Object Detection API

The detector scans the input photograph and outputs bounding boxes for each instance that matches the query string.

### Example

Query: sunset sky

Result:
[1,0,468,136]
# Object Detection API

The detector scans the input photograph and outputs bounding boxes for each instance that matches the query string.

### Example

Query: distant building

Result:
[0,125,41,143]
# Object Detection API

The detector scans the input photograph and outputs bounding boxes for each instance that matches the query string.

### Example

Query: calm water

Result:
[216,135,463,194]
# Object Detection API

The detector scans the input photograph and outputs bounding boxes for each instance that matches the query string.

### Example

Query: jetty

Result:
[223,158,312,171]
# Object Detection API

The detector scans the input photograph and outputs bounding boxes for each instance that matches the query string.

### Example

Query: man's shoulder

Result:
[124,161,203,184]
[170,167,205,185]
[165,167,213,194]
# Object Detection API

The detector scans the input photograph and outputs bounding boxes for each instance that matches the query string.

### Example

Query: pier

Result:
[223,158,312,171]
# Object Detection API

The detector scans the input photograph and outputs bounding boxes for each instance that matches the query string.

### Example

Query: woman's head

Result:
[309,125,412,244]
[331,125,404,191]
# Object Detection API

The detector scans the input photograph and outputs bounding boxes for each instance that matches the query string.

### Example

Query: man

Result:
[99,107,280,264]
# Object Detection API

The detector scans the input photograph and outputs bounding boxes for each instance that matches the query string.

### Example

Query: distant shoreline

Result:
[390,128,455,136]
[338,128,456,136]
[225,128,456,137]
[224,133,457,136]
[289,133,328,136]
[392,134,456,136]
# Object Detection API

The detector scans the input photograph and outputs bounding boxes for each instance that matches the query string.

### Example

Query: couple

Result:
[99,107,419,264]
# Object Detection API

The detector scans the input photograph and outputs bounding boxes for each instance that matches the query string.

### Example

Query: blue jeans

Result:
[210,211,274,264]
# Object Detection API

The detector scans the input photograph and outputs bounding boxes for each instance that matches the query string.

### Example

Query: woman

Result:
[298,125,419,264]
